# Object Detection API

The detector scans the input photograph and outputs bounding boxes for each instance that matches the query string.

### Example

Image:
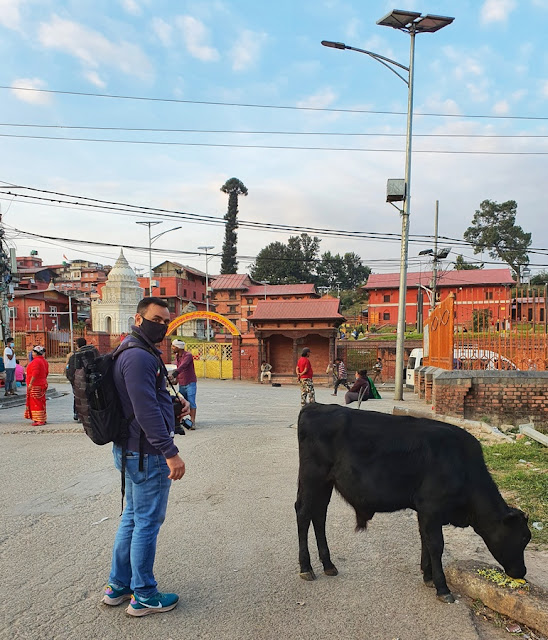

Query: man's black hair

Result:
[358,369,368,377]
[137,297,169,314]
[76,337,87,348]
[301,348,310,356]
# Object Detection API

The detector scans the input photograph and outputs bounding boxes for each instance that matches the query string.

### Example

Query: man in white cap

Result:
[169,340,197,429]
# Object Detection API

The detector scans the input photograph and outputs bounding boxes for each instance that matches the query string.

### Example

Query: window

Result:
[246,297,254,305]
[144,288,150,296]
[184,289,187,297]
[229,291,237,300]
[28,306,40,317]
[228,305,237,313]
[167,299,176,313]
[247,309,252,317]
[383,312,391,321]
[193,291,196,299]
[383,294,391,303]
[485,291,493,300]
[8,307,17,318]
[49,306,58,316]
[202,293,205,301]
[160,287,166,296]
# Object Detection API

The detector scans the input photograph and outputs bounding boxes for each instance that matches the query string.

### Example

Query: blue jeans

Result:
[108,445,172,598]
[178,381,197,409]
[4,368,15,393]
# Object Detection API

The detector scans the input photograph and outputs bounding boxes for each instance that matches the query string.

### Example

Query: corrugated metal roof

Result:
[249,298,343,321]
[246,283,317,296]
[364,268,515,290]
[210,274,254,290]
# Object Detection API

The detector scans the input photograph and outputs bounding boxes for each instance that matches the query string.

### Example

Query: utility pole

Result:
[431,200,439,311]
[0,208,12,342]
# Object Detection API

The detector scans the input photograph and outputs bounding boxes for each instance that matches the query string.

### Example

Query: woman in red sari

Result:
[25,346,49,426]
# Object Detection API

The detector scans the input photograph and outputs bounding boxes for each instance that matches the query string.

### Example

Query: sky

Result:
[0,0,547,281]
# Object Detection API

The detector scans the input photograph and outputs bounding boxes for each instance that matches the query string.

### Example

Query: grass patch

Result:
[482,440,548,545]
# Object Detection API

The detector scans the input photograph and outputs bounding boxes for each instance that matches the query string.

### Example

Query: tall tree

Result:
[250,234,320,283]
[342,252,371,289]
[463,200,531,283]
[531,270,548,286]
[454,254,482,270]
[220,177,248,274]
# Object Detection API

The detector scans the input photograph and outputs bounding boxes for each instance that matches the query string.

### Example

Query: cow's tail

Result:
[354,508,374,531]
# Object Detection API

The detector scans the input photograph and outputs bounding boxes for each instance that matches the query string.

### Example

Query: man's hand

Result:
[166,454,186,480]
[176,395,191,418]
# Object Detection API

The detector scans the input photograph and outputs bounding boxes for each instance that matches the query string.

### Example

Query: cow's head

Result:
[483,508,531,578]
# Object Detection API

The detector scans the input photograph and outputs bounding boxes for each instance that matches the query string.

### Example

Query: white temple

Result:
[91,249,143,333]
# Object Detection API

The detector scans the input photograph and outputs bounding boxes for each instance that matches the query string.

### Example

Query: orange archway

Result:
[167,311,241,337]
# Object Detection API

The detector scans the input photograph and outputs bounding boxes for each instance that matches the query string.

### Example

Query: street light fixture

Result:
[136,222,182,295]
[260,280,270,300]
[322,9,454,401]
[198,245,214,341]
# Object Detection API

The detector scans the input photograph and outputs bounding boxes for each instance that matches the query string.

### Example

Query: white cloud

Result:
[480,0,516,23]
[542,80,548,98]
[10,78,52,105]
[152,17,172,46]
[38,15,153,79]
[120,0,141,15]
[84,70,106,89]
[230,29,268,71]
[493,100,509,114]
[0,0,24,30]
[176,15,219,62]
[297,88,337,109]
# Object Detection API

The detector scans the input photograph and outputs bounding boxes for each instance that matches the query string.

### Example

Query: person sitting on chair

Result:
[344,369,370,405]
[260,361,273,384]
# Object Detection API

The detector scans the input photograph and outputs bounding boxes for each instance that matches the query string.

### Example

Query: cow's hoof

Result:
[437,592,455,604]
[324,566,338,576]
[423,579,434,588]
[299,570,316,581]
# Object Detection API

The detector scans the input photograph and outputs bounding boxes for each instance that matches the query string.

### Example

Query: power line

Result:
[1,122,547,138]
[3,85,548,121]
[1,132,546,155]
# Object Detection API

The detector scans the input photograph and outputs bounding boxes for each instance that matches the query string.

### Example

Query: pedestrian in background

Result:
[24,346,48,425]
[3,338,17,396]
[331,357,351,397]
[344,369,370,405]
[372,357,384,385]
[260,360,273,383]
[169,339,197,429]
[296,347,315,407]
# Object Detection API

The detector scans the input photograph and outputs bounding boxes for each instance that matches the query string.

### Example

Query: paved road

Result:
[0,380,532,640]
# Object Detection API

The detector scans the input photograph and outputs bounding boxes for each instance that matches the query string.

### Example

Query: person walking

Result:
[331,357,351,396]
[3,338,17,396]
[296,347,315,407]
[344,369,371,405]
[260,360,273,383]
[372,357,384,384]
[24,346,49,425]
[102,297,190,616]
[169,339,197,429]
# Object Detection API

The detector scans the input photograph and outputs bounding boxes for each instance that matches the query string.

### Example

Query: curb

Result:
[446,560,548,636]
[0,388,64,410]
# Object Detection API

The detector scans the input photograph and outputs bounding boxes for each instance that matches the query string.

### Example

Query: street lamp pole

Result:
[198,245,214,341]
[261,280,270,300]
[136,221,161,295]
[322,9,453,401]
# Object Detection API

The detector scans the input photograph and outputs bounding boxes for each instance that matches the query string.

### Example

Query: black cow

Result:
[295,403,531,603]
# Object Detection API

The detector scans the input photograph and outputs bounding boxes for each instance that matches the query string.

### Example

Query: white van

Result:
[406,347,518,389]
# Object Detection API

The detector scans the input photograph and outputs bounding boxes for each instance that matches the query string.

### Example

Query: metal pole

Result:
[148,224,153,295]
[431,200,439,311]
[68,295,74,354]
[205,249,210,342]
[394,27,416,401]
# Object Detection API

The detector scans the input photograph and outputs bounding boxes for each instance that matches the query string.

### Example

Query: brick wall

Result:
[429,370,548,428]
[239,342,259,381]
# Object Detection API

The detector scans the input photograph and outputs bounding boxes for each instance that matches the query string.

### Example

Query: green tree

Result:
[342,252,370,289]
[472,308,491,332]
[250,234,320,284]
[220,177,248,274]
[454,254,482,270]
[463,200,531,283]
[531,270,548,286]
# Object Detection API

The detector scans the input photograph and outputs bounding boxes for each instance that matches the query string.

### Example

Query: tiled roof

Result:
[249,298,343,321]
[246,283,317,296]
[211,274,254,290]
[363,268,515,290]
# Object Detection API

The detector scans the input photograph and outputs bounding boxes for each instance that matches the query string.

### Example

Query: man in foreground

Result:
[102,297,189,616]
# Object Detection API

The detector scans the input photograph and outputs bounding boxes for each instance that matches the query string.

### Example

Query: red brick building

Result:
[248,298,344,384]
[364,268,515,328]
[8,287,75,333]
[211,274,319,335]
